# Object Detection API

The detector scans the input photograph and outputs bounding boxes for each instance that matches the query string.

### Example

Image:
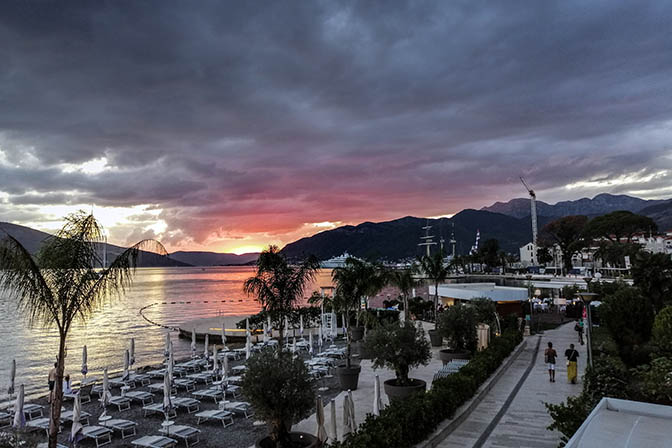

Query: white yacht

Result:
[320,252,354,268]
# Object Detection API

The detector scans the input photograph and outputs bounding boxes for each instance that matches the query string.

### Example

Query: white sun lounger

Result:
[64,383,93,404]
[81,425,113,448]
[131,435,178,448]
[142,403,177,419]
[128,373,151,386]
[173,397,200,414]
[224,384,241,399]
[125,390,155,406]
[174,378,196,392]
[148,383,177,395]
[194,410,234,427]
[26,417,53,436]
[60,409,91,426]
[0,411,12,428]
[185,372,212,384]
[159,425,200,447]
[192,388,222,403]
[219,401,254,419]
[109,396,131,412]
[109,377,136,389]
[98,418,138,439]
[23,403,44,420]
[231,365,246,374]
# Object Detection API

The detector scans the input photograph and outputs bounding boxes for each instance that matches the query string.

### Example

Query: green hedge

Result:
[328,329,523,448]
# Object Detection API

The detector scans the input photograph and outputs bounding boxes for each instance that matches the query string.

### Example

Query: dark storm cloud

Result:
[2,0,672,246]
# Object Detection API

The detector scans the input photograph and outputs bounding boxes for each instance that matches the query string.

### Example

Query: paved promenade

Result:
[437,322,587,448]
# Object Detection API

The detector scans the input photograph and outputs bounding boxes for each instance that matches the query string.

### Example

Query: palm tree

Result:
[332,258,387,368]
[418,251,449,328]
[0,212,166,448]
[243,246,319,348]
[390,268,418,321]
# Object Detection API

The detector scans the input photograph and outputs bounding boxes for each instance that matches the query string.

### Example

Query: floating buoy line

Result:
[139,298,250,331]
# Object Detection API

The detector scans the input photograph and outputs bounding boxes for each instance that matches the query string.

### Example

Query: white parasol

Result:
[346,390,356,434]
[191,328,196,357]
[329,398,337,442]
[262,322,268,343]
[122,349,130,380]
[130,338,135,366]
[162,370,173,420]
[100,368,111,418]
[342,393,352,437]
[245,325,252,360]
[267,315,272,341]
[309,331,314,356]
[12,384,25,428]
[204,333,209,359]
[299,315,304,338]
[284,315,290,345]
[70,392,83,445]
[81,346,88,379]
[373,375,383,416]
[212,347,219,375]
[221,322,227,350]
[315,395,327,443]
[222,353,229,381]
[318,323,323,351]
[164,332,171,359]
[292,336,297,354]
[8,359,15,396]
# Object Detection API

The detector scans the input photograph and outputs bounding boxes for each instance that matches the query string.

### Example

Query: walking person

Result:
[48,362,57,403]
[565,344,580,384]
[544,342,557,382]
[574,319,584,345]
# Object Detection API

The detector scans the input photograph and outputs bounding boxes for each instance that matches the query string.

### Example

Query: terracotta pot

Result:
[350,326,365,342]
[383,378,426,402]
[335,364,361,390]
[428,329,443,347]
[438,348,471,365]
[255,432,321,448]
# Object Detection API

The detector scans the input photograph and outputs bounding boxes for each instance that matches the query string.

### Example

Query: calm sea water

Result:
[0,266,333,405]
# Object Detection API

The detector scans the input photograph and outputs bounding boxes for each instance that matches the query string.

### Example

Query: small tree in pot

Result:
[417,251,449,346]
[363,320,431,401]
[242,349,318,448]
[438,304,477,365]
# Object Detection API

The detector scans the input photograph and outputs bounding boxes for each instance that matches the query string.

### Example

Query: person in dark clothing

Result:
[544,342,557,382]
[565,344,579,384]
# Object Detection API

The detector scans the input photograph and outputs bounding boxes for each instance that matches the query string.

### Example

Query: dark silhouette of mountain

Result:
[169,251,259,266]
[482,193,665,219]
[0,221,190,267]
[280,210,554,261]
[638,200,672,232]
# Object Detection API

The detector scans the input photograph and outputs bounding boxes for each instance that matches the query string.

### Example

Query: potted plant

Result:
[331,258,388,390]
[418,252,449,346]
[437,304,477,365]
[364,320,431,401]
[242,349,320,448]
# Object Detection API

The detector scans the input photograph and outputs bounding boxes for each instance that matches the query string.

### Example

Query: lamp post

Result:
[526,274,533,335]
[576,278,597,368]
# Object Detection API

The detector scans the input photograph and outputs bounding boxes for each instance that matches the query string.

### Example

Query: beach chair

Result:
[173,397,200,414]
[194,410,234,427]
[60,409,91,426]
[148,383,177,395]
[129,373,151,386]
[26,417,53,436]
[81,425,113,448]
[125,390,155,406]
[131,435,177,448]
[23,403,44,420]
[64,383,93,404]
[224,384,241,399]
[0,411,11,428]
[159,425,200,447]
[174,378,196,392]
[185,372,212,385]
[225,375,243,385]
[147,369,166,379]
[109,395,132,412]
[98,418,138,439]
[231,365,246,374]
[142,403,177,419]
[219,401,254,419]
[192,388,221,404]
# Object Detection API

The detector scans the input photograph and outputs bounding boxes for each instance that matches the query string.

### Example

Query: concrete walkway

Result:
[437,322,587,448]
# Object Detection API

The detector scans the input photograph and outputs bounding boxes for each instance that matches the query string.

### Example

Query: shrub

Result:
[364,320,431,386]
[652,306,672,354]
[630,357,672,405]
[438,304,478,352]
[600,286,654,363]
[471,298,497,328]
[241,349,315,446]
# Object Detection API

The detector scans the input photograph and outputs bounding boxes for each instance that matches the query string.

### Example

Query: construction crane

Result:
[520,177,538,265]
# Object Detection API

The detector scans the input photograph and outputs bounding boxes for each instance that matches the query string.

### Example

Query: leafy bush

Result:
[630,357,672,405]
[652,306,672,354]
[329,329,523,448]
[471,298,497,328]
[438,304,478,352]
[364,321,431,386]
[241,349,315,446]
[546,393,596,446]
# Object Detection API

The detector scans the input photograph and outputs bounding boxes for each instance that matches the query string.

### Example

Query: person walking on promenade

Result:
[48,362,57,403]
[574,319,584,345]
[565,344,580,384]
[544,342,557,382]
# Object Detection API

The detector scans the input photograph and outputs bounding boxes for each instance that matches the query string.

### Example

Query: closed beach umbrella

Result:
[267,315,272,339]
[130,338,135,366]
[342,313,347,336]
[245,327,252,360]
[284,316,290,344]
[100,368,111,417]
[331,312,337,338]
[222,353,229,380]
[342,394,352,437]
[292,336,297,354]
[329,398,337,442]
[12,384,25,428]
[70,393,83,445]
[212,347,219,374]
[318,324,323,350]
[191,328,196,356]
[315,395,327,443]
[8,359,15,396]
[373,375,382,416]
[204,333,209,359]
[167,345,174,383]
[81,346,88,379]
[122,349,130,380]
[262,322,268,343]
[221,322,227,349]
[162,371,172,418]
[300,315,304,338]
[164,332,171,358]
[347,390,356,432]
[309,331,314,356]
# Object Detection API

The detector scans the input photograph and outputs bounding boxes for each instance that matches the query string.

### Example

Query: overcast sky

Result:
[1,1,672,253]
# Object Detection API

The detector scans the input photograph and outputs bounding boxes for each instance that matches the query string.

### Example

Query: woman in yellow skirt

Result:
[565,343,579,384]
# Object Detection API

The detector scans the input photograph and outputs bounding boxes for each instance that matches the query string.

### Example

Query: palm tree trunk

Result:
[49,334,66,448]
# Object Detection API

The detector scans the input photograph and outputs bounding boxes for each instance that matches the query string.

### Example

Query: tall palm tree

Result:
[418,251,449,328]
[0,212,166,448]
[243,246,319,348]
[332,258,387,367]
[390,268,418,321]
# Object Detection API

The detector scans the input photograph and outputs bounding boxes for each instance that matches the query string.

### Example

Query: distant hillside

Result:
[638,200,672,232]
[169,251,259,266]
[0,222,190,268]
[482,193,665,219]
[280,210,553,261]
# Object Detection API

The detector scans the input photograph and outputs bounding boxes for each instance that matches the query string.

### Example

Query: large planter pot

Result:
[256,432,321,448]
[428,329,443,347]
[335,365,361,390]
[438,348,471,365]
[350,326,365,342]
[383,378,426,402]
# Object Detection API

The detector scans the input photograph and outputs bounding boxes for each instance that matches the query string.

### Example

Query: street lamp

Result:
[526,274,533,335]
[576,280,598,368]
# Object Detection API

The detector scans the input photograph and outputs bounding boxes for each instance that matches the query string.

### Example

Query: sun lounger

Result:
[142,403,177,419]
[192,388,222,403]
[0,411,12,428]
[26,417,52,436]
[23,404,43,420]
[148,383,177,395]
[174,378,196,392]
[64,383,93,404]
[147,369,166,379]
[231,365,246,374]
[131,435,177,448]
[219,401,254,419]
[109,377,136,389]
[98,418,138,439]
[81,425,113,448]
[128,373,151,386]
[60,409,91,426]
[173,397,200,414]
[185,372,212,384]
[109,396,132,412]
[159,425,200,447]
[225,375,243,385]
[125,391,155,406]
[223,384,241,399]
[194,410,233,427]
